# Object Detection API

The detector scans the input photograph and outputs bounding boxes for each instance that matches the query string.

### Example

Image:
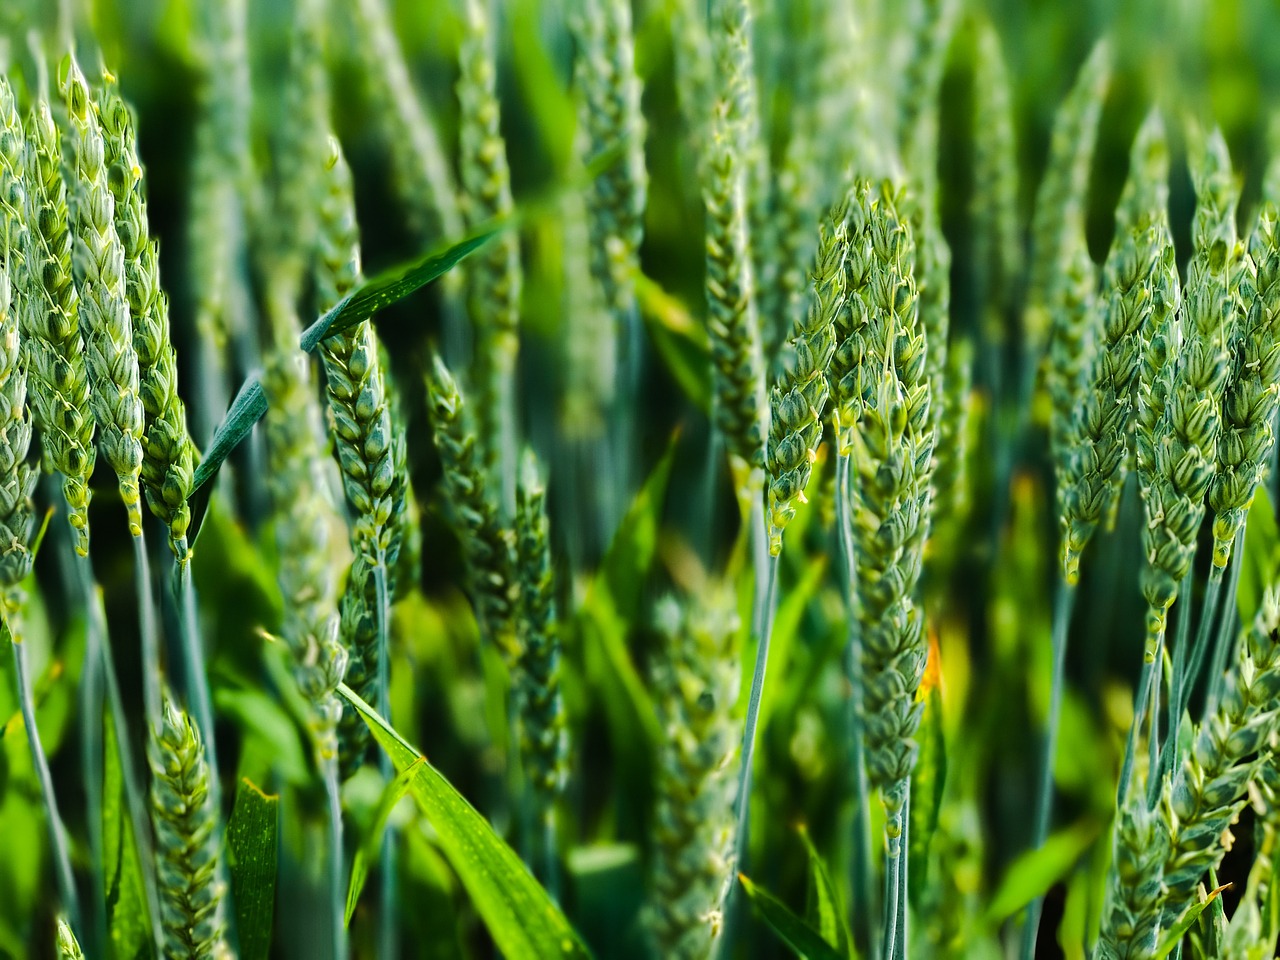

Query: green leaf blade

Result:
[738,873,845,960]
[226,777,280,960]
[339,684,593,960]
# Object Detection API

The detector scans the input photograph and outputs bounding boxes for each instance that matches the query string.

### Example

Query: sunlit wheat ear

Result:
[96,78,196,558]
[425,354,520,664]
[766,204,844,555]
[848,181,935,810]
[1058,110,1168,587]
[828,179,875,455]
[60,54,145,538]
[20,97,95,556]
[149,696,231,960]
[646,587,741,960]
[0,78,36,588]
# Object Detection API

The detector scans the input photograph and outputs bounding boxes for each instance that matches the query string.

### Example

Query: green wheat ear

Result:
[96,76,196,558]
[149,695,231,960]
[0,77,35,588]
[646,586,741,960]
[21,96,95,557]
[703,0,767,473]
[60,52,145,538]
[766,203,844,555]
[426,353,520,664]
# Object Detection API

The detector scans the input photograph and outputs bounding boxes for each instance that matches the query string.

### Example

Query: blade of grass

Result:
[226,777,279,960]
[339,683,594,959]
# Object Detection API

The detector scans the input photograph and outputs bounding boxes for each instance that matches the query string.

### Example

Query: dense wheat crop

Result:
[6,1,1280,959]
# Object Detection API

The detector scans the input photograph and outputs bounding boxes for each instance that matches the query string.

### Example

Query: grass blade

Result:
[737,873,848,960]
[345,759,420,926]
[339,683,594,960]
[226,777,279,960]
[102,689,154,960]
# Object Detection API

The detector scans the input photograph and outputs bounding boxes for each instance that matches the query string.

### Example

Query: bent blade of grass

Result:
[226,777,279,960]
[346,759,420,926]
[986,820,1099,924]
[737,873,849,960]
[339,683,594,960]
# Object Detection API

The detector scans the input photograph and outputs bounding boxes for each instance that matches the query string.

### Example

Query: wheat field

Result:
[2,0,1280,959]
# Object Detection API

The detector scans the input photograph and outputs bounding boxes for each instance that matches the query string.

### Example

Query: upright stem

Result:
[733,548,779,868]
[896,780,911,960]
[176,560,218,781]
[373,556,397,960]
[1020,576,1077,960]
[1203,531,1245,719]
[836,453,877,957]
[11,629,81,933]
[323,756,348,960]
[1178,568,1224,725]
[77,554,107,955]
[92,578,164,954]
[882,782,908,960]
[132,532,161,735]
[1117,640,1158,810]
[1157,569,1206,793]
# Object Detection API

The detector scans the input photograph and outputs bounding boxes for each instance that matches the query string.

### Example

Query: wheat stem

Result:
[835,451,877,957]
[77,553,107,953]
[175,560,218,787]
[323,756,347,960]
[729,545,779,881]
[1021,576,1077,959]
[10,621,80,932]
[1203,534,1246,718]
[134,531,161,734]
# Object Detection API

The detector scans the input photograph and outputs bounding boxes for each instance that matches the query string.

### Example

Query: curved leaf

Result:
[339,684,593,960]
[739,873,845,960]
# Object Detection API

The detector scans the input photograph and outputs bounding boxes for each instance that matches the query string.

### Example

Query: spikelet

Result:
[571,0,647,326]
[352,0,463,245]
[1059,112,1167,585]
[849,182,935,818]
[703,0,767,470]
[314,139,399,565]
[0,78,35,587]
[21,98,95,556]
[1208,176,1273,571]
[55,917,84,960]
[1029,41,1110,377]
[97,78,196,558]
[457,0,521,492]
[766,204,844,554]
[646,587,741,960]
[149,697,231,960]
[426,354,520,663]
[829,179,875,453]
[60,55,145,538]
[514,452,567,848]
[1155,592,1280,934]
